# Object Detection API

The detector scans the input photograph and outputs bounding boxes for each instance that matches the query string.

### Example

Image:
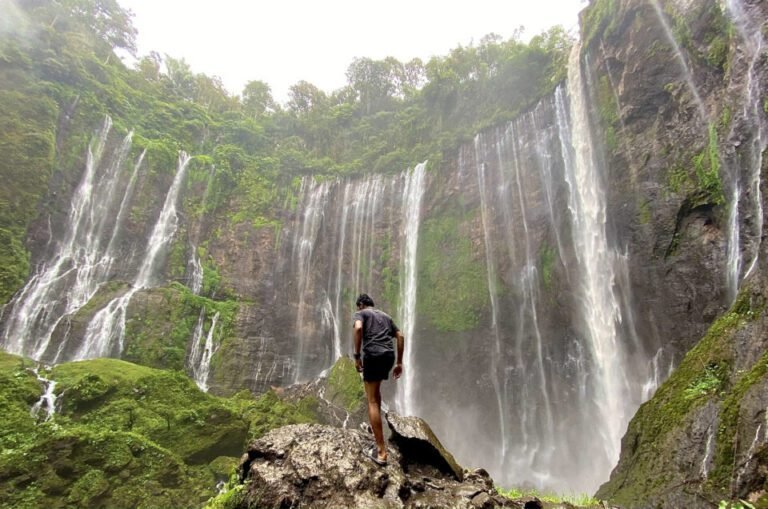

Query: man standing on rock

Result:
[353,293,404,466]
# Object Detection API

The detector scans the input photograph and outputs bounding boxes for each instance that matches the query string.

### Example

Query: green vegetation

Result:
[538,243,558,291]
[596,74,620,152]
[581,0,619,48]
[596,287,766,506]
[123,283,238,372]
[497,486,601,507]
[719,500,756,509]
[665,124,724,206]
[417,212,489,332]
[239,390,319,441]
[326,357,365,412]
[0,351,321,509]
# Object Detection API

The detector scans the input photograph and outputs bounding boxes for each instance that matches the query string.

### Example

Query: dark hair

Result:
[356,293,375,307]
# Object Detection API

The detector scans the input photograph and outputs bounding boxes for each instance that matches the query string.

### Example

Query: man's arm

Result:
[354,319,363,372]
[393,330,404,379]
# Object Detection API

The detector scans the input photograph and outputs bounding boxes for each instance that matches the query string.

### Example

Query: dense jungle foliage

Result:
[0,0,571,305]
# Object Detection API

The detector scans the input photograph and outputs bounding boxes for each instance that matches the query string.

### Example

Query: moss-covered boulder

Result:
[0,352,325,509]
[51,358,249,463]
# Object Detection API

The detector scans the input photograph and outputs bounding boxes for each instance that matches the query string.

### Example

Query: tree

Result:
[345,57,402,115]
[52,0,138,54]
[286,81,327,116]
[242,80,276,117]
[165,56,197,100]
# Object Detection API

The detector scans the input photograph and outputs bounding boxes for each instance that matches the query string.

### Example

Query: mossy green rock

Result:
[51,358,249,463]
[596,286,768,508]
[0,352,324,509]
[326,357,365,413]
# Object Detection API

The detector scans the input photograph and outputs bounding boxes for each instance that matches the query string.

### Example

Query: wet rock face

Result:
[237,420,520,509]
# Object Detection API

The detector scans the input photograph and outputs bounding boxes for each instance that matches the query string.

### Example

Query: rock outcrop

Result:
[235,414,523,509]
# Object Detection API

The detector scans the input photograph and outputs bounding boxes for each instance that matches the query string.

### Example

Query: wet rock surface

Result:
[237,415,522,509]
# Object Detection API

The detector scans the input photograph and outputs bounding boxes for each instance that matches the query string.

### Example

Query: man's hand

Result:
[355,358,363,373]
[393,363,403,379]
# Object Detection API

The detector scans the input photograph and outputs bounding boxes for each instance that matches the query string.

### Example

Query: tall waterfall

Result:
[562,41,631,475]
[724,0,767,301]
[288,164,426,385]
[1,118,142,360]
[75,152,192,360]
[395,162,427,416]
[394,44,651,493]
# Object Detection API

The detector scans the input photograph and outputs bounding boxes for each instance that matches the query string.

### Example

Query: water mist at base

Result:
[403,44,653,493]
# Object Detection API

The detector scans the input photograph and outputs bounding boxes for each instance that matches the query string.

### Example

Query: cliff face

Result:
[585,0,768,506]
[1,0,766,501]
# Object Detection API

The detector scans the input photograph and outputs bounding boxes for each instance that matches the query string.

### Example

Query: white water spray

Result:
[2,118,142,360]
[76,152,192,360]
[30,368,58,421]
[562,42,629,478]
[188,310,220,392]
[649,0,708,121]
[471,140,509,471]
[724,0,766,301]
[396,162,427,417]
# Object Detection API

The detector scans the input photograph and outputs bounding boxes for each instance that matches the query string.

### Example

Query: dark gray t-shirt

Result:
[353,308,399,356]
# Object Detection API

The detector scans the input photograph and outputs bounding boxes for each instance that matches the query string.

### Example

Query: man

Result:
[353,293,404,466]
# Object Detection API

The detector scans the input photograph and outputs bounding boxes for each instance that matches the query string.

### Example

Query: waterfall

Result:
[188,248,204,294]
[562,41,632,484]
[724,0,766,301]
[292,179,331,383]
[1,118,142,361]
[395,162,427,416]
[187,310,220,392]
[75,152,192,360]
[187,164,216,295]
[649,0,708,121]
[471,141,509,473]
[30,368,58,422]
[287,164,425,386]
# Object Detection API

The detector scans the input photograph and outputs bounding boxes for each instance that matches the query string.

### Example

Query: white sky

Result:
[117,0,588,104]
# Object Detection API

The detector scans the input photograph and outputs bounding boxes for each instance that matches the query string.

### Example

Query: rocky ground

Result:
[227,412,595,509]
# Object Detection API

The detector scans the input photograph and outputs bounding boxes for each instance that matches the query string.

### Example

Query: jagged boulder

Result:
[386,412,464,482]
[235,417,520,509]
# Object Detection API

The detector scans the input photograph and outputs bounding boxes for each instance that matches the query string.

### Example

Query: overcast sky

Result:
[117,0,588,104]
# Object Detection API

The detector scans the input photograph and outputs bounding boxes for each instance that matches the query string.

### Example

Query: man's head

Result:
[356,293,375,309]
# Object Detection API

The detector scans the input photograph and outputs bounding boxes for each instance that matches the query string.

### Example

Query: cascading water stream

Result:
[649,0,708,122]
[30,368,58,422]
[471,141,509,472]
[188,310,220,392]
[187,165,216,295]
[188,250,204,295]
[561,41,631,474]
[1,118,142,360]
[724,0,766,301]
[396,162,427,417]
[292,179,331,383]
[76,152,192,360]
[289,165,425,388]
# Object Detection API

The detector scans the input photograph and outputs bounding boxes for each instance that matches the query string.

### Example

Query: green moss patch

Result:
[0,351,325,509]
[597,287,766,506]
[326,357,365,412]
[417,212,489,332]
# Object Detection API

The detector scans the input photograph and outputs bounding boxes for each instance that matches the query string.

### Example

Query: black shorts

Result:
[362,352,395,382]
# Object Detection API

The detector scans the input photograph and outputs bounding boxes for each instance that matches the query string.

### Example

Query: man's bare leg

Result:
[364,379,387,462]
